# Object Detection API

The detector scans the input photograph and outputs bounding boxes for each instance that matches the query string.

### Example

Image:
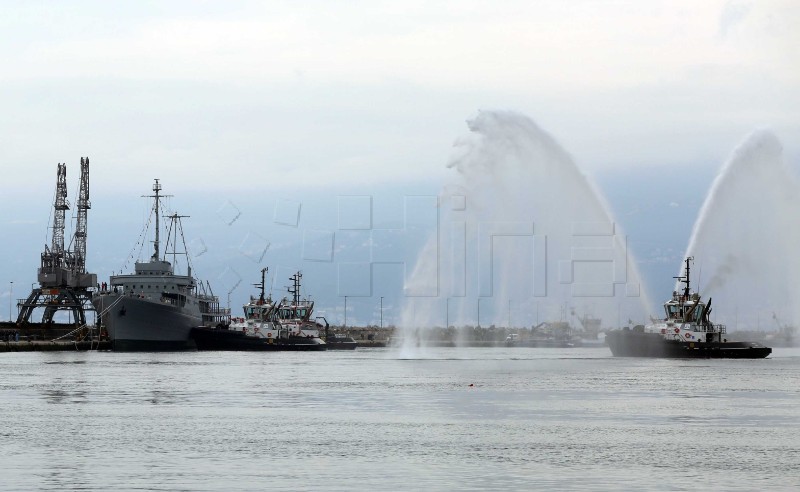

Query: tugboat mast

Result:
[255,267,268,305]
[287,272,302,306]
[673,256,694,299]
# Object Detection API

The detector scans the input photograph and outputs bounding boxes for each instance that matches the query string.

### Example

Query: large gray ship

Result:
[93,180,229,351]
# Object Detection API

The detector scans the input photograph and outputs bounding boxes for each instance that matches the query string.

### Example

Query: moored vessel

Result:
[315,317,358,350]
[606,257,771,358]
[191,268,326,351]
[92,180,229,351]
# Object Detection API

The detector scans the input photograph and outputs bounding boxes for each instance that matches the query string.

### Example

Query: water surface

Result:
[1,347,798,491]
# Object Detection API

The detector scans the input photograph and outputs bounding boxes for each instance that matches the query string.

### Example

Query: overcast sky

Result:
[0,0,797,195]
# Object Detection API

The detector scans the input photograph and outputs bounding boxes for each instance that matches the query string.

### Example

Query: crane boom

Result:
[39,163,70,285]
[51,163,69,256]
[72,157,90,274]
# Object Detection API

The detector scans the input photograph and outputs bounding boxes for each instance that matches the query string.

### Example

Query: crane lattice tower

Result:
[17,157,98,327]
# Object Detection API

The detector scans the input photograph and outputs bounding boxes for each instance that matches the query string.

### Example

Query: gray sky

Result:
[1,0,797,193]
[1,1,798,325]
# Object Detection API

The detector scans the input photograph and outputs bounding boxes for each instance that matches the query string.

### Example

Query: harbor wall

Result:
[0,340,110,352]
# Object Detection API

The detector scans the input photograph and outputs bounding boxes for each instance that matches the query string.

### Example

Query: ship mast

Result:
[152,180,161,261]
[287,272,302,306]
[255,267,268,305]
[143,179,171,262]
[674,256,694,300]
[164,212,190,268]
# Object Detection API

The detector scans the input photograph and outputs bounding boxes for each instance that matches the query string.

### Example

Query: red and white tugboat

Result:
[606,257,771,358]
[191,269,326,351]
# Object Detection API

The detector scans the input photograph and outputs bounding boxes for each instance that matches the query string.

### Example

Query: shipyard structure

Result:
[5,158,98,340]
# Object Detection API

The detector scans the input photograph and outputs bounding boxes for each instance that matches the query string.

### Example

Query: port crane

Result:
[16,158,97,326]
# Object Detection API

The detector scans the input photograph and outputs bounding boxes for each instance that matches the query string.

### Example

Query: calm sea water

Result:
[1,347,798,491]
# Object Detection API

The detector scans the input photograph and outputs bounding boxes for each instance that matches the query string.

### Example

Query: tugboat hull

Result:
[606,331,771,359]
[191,327,326,351]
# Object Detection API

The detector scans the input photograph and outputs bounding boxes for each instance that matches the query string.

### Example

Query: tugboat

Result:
[191,268,326,351]
[606,257,771,358]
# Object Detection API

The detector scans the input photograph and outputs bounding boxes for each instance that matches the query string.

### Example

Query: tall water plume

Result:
[398,111,651,354]
[684,130,800,332]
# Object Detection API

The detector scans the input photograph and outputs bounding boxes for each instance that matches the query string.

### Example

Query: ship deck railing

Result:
[202,307,231,315]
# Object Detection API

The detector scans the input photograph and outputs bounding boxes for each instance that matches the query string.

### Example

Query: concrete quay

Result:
[1,340,111,352]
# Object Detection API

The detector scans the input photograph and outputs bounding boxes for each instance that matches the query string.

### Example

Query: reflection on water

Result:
[1,348,799,491]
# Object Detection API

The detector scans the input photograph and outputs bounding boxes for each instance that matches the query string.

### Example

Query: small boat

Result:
[326,333,359,350]
[191,268,325,351]
[312,316,358,350]
[606,257,771,358]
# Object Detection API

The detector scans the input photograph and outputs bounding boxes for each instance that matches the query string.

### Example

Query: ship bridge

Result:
[134,260,174,275]
[664,295,705,324]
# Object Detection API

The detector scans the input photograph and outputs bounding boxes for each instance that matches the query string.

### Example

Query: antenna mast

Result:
[673,256,693,299]
[287,272,302,306]
[164,212,190,267]
[255,267,268,304]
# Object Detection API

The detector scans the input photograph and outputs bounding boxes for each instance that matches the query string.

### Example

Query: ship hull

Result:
[606,330,771,358]
[93,295,199,351]
[191,327,327,351]
[325,338,358,350]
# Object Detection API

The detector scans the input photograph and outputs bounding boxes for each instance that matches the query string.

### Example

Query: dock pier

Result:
[1,340,110,352]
